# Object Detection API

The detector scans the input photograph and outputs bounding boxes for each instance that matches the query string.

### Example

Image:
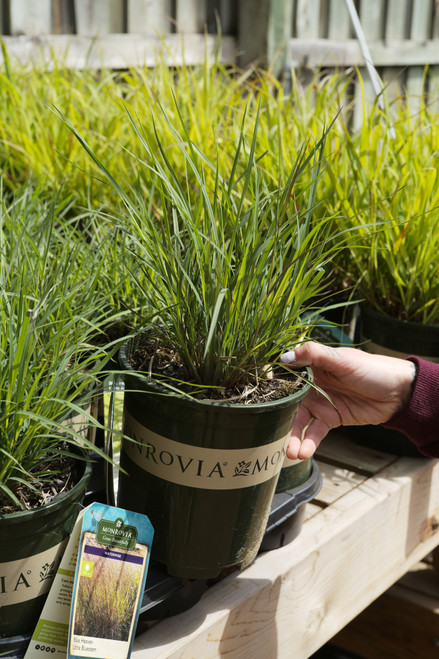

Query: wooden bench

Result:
[132,431,439,658]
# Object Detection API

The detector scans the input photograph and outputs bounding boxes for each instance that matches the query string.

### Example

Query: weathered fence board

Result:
[406,0,433,110]
[1,0,439,108]
[327,0,351,40]
[295,0,321,40]
[176,0,206,34]
[127,0,171,36]
[0,32,236,69]
[74,0,124,36]
[10,0,51,35]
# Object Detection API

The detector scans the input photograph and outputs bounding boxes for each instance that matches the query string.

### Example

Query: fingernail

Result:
[280,350,296,364]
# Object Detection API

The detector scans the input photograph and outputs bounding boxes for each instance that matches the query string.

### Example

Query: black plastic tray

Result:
[3,463,322,654]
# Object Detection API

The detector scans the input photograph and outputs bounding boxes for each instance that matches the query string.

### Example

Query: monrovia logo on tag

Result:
[67,504,154,659]
[96,518,137,550]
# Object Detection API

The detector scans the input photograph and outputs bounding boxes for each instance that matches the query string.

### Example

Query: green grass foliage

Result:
[1,46,439,505]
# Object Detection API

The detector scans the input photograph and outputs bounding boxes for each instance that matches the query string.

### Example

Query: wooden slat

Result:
[406,0,433,111]
[382,0,409,101]
[428,1,439,100]
[127,0,171,36]
[176,0,206,33]
[358,0,385,109]
[267,0,294,76]
[295,0,322,39]
[9,0,51,35]
[360,0,384,40]
[0,33,237,69]
[74,0,124,36]
[303,502,323,521]
[314,461,366,506]
[132,453,439,658]
[327,0,351,40]
[289,38,439,69]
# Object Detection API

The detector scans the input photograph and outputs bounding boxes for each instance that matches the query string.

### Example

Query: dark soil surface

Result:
[127,338,308,404]
[0,450,80,515]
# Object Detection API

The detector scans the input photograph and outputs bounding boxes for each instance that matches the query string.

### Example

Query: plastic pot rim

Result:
[119,338,313,414]
[0,453,92,525]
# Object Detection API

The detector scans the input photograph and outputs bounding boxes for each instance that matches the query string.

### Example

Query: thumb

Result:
[280,341,336,368]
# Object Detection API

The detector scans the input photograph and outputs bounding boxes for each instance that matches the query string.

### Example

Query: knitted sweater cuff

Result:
[382,356,439,458]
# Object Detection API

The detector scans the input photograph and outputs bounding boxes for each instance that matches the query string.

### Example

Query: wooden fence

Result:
[1,0,439,104]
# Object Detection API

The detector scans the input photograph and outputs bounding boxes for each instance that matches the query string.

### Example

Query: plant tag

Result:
[24,507,88,659]
[23,504,153,659]
[67,503,154,659]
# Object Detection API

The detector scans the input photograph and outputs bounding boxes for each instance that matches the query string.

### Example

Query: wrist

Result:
[399,359,417,411]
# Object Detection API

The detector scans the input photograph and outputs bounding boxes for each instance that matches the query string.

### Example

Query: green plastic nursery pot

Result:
[275,369,313,493]
[361,306,439,361]
[118,337,311,579]
[275,455,312,493]
[0,456,92,639]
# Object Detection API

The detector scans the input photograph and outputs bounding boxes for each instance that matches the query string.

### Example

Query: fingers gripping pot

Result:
[117,336,312,579]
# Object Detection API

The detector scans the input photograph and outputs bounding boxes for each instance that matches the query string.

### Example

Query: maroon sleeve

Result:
[382,356,439,458]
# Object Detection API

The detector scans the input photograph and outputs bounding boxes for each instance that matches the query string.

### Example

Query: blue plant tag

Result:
[67,503,154,659]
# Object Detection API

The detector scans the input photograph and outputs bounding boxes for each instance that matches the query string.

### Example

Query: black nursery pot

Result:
[117,336,312,579]
[0,456,92,639]
[361,305,439,361]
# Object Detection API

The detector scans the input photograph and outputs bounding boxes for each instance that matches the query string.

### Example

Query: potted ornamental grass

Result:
[58,99,344,579]
[320,85,439,455]
[0,183,116,645]
[325,89,439,360]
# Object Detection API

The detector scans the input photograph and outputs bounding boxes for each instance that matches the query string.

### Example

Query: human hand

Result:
[281,341,416,460]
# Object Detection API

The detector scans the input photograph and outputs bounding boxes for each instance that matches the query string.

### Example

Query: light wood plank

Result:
[295,0,321,39]
[428,5,439,102]
[9,0,51,35]
[128,0,171,36]
[132,454,439,658]
[382,0,408,101]
[360,0,384,41]
[406,0,432,111]
[267,0,294,76]
[410,0,433,40]
[358,0,386,105]
[385,0,408,39]
[176,0,206,33]
[327,0,351,40]
[2,33,439,72]
[288,38,439,69]
[74,0,124,36]
[315,461,366,505]
[303,502,323,521]
[0,33,237,69]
